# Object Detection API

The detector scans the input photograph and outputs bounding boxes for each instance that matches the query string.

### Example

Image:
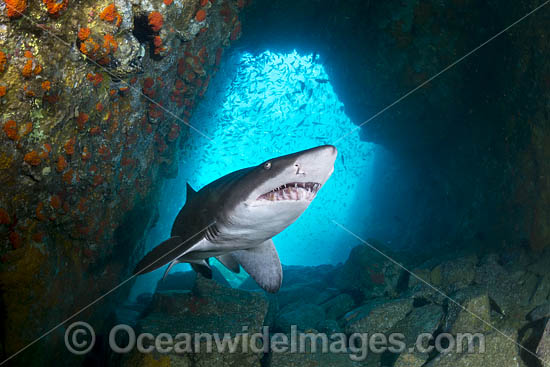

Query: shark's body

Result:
[134,145,337,293]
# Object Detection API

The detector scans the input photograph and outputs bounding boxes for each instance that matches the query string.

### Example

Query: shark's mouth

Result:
[257,182,322,202]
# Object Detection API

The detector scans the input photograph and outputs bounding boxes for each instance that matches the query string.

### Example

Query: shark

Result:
[134,145,337,293]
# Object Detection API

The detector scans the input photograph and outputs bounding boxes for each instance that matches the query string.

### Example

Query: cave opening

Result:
[130,48,380,297]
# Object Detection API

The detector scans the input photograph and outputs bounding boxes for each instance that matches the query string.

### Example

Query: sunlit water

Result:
[131,50,377,297]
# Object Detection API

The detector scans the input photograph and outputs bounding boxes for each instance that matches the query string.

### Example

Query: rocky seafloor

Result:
[114,242,550,367]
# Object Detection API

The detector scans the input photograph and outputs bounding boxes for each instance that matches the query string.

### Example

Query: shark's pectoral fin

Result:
[232,239,282,293]
[134,236,196,275]
[216,254,240,273]
[191,259,213,279]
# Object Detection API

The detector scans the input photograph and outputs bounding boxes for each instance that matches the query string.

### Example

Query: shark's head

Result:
[221,145,337,241]
[248,145,337,205]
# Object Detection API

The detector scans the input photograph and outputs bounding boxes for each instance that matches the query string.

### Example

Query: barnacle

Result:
[63,137,75,155]
[0,208,11,225]
[39,143,51,159]
[42,0,68,16]
[153,36,165,55]
[21,59,33,77]
[50,195,61,209]
[3,0,27,18]
[32,232,45,242]
[195,9,206,22]
[20,122,32,136]
[56,155,67,172]
[86,73,103,86]
[148,11,163,32]
[76,113,88,129]
[77,27,91,41]
[0,51,7,72]
[103,34,118,53]
[21,51,42,77]
[36,202,47,221]
[81,147,91,160]
[62,169,74,184]
[3,120,19,140]
[41,81,51,91]
[100,3,122,27]
[24,151,41,166]
[9,231,22,248]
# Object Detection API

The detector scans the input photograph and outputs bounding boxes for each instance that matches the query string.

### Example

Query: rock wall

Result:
[0,0,245,365]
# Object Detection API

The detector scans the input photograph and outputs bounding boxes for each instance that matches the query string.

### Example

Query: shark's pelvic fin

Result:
[191,259,212,279]
[162,258,182,280]
[134,236,194,275]
[215,254,240,273]
[232,239,282,293]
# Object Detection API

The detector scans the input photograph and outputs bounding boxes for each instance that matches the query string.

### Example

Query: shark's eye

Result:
[263,162,272,170]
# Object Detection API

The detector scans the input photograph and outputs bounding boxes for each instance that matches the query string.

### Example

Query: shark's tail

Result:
[134,236,194,275]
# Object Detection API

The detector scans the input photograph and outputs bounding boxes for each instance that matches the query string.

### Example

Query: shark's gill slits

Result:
[257,182,321,202]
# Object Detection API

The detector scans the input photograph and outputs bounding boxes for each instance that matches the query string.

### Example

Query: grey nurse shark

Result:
[134,145,337,293]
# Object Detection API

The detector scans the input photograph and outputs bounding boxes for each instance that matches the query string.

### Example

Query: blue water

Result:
[131,50,378,298]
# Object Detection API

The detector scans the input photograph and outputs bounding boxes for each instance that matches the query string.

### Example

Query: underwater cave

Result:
[1,0,550,366]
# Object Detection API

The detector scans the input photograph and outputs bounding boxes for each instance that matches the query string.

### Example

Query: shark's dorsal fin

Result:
[186,183,197,200]
[232,239,282,293]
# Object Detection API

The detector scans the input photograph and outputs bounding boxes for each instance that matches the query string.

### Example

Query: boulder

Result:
[267,333,362,367]
[530,274,550,307]
[311,288,342,305]
[279,264,339,288]
[528,250,550,277]
[275,303,325,332]
[425,330,523,367]
[390,303,444,349]
[316,319,341,334]
[274,284,321,308]
[333,245,408,300]
[120,278,269,367]
[239,264,337,291]
[430,255,477,291]
[475,254,538,317]
[344,298,413,334]
[536,320,550,362]
[394,351,429,367]
[320,293,355,321]
[408,268,432,288]
[527,303,550,322]
[443,287,493,334]
[157,269,231,292]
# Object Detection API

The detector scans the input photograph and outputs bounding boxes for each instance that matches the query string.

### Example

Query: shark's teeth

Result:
[257,182,322,202]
